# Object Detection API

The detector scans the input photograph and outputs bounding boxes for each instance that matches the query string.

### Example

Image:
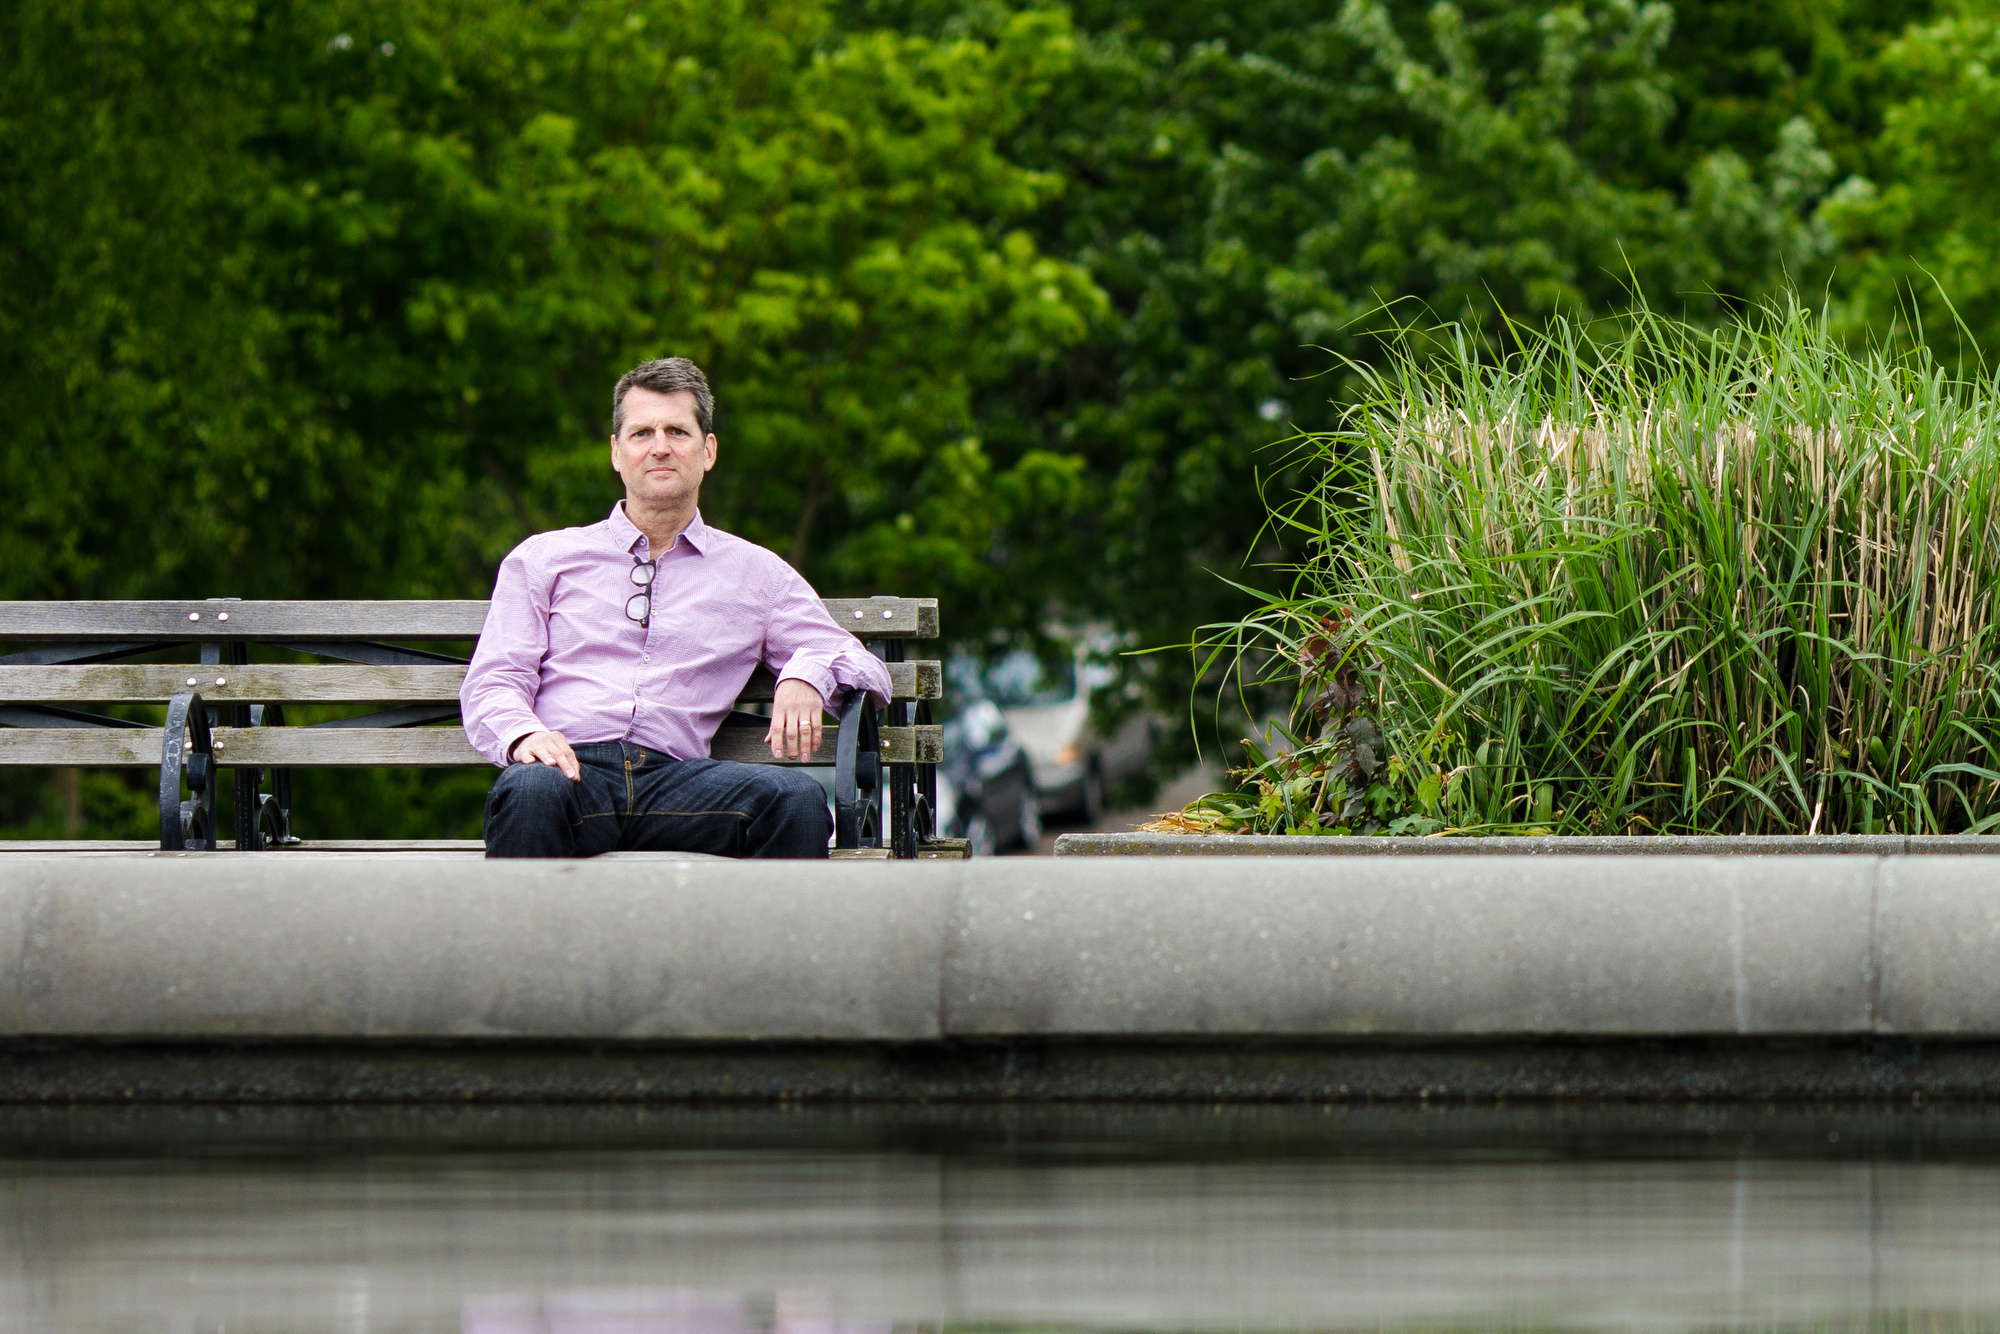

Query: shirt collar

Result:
[608,501,710,557]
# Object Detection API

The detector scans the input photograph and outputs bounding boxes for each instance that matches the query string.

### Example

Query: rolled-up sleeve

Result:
[762,561,892,712]
[460,541,555,766]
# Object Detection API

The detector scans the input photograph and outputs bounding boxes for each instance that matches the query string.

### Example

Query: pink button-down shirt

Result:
[460,503,892,766]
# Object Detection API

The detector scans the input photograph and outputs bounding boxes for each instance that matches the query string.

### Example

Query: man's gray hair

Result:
[611,357,714,438]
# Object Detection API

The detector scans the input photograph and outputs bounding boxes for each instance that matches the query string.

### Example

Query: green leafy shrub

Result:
[1179,299,2000,837]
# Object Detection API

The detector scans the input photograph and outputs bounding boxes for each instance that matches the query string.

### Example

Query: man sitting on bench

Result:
[460,357,891,858]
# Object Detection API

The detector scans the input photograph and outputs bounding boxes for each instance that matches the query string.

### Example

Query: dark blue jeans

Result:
[483,741,831,858]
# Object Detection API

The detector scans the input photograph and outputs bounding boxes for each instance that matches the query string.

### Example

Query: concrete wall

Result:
[0,852,1994,1041]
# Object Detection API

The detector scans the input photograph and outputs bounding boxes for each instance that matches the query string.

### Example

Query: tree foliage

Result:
[1821,1,2000,360]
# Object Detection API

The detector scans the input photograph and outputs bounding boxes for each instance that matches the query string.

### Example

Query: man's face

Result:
[610,386,717,509]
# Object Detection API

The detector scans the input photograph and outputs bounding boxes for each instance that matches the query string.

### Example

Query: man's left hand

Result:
[767,679,826,759]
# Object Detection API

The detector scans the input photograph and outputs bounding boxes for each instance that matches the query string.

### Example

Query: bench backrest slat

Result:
[0,601,489,641]
[819,598,937,639]
[736,661,938,703]
[0,664,466,703]
[0,597,939,642]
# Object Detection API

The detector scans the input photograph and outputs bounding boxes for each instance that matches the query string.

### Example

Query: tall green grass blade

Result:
[1189,296,2000,837]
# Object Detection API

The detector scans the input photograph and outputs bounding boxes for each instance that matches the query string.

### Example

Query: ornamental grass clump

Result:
[1179,301,2000,837]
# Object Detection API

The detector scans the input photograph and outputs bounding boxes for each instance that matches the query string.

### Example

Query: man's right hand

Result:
[511,730,580,781]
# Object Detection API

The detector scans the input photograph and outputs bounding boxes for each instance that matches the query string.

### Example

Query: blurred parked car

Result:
[979,644,1153,822]
[934,698,1041,856]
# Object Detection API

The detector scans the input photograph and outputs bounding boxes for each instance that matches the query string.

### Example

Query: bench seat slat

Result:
[0,598,939,642]
[0,839,489,853]
[0,661,941,704]
[0,724,942,767]
[0,838,967,857]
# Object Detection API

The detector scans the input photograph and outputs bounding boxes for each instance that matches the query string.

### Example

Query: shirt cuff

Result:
[488,711,549,766]
[775,658,838,709]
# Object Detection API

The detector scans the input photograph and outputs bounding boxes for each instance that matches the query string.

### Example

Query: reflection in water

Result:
[464,1290,892,1334]
[0,1105,1996,1331]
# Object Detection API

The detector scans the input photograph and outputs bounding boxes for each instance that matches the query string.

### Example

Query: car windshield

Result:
[981,649,1077,707]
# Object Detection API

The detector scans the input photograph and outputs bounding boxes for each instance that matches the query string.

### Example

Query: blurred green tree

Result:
[1820,1,2000,361]
[0,0,1099,607]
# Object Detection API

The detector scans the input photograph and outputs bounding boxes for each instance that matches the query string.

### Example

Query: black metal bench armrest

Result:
[832,690,882,852]
[159,692,218,851]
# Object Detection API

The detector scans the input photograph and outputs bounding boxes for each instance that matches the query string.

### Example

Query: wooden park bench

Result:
[0,598,956,859]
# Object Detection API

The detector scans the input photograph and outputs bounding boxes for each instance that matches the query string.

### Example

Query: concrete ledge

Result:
[947,855,1881,1035]
[2,858,949,1040]
[1054,832,2000,856]
[0,853,1997,1099]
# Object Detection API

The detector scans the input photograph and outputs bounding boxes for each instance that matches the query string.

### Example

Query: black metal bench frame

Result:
[0,597,950,858]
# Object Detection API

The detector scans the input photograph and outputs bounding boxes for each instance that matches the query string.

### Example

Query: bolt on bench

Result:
[0,598,955,859]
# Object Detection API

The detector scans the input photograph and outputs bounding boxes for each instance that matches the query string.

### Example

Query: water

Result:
[4,1105,2000,1331]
